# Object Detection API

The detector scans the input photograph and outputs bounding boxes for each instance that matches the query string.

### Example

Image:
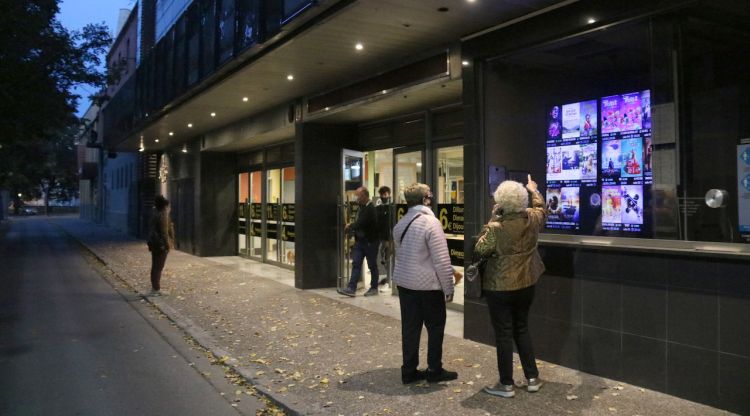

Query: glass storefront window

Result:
[265,168,281,262]
[483,20,669,241]
[436,146,465,305]
[238,173,248,255]
[217,0,235,64]
[186,3,200,86]
[249,171,262,259]
[280,167,296,266]
[282,0,312,22]
[173,16,186,95]
[237,0,259,50]
[395,150,423,205]
[484,8,750,245]
[680,13,750,244]
[200,0,216,75]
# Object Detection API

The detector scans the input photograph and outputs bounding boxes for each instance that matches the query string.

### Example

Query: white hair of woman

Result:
[493,180,529,214]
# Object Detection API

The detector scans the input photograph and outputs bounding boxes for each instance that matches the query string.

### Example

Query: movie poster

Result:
[580,143,598,181]
[620,138,644,177]
[620,185,644,225]
[601,95,621,134]
[560,187,580,222]
[548,105,561,140]
[601,186,622,225]
[601,140,622,181]
[640,90,652,130]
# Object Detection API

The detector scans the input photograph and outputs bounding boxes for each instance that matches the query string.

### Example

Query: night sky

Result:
[57,0,136,117]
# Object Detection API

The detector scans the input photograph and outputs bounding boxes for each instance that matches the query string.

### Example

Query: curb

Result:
[51,220,307,416]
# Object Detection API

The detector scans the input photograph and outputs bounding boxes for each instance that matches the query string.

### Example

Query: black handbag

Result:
[464,252,490,299]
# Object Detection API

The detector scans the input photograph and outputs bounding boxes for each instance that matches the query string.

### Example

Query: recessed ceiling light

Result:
[382,89,387,94]
[154,138,160,143]
[242,97,248,102]
[169,132,174,136]
[287,74,294,81]
[210,112,216,117]
[187,123,193,128]
[355,42,364,51]
[181,143,188,153]
[587,17,596,24]
[325,107,330,111]
[466,0,475,3]
[461,60,470,67]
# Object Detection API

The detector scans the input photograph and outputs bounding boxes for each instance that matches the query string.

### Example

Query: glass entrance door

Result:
[338,149,364,289]
[238,173,249,256]
[265,168,282,263]
[280,167,296,266]
[248,171,262,259]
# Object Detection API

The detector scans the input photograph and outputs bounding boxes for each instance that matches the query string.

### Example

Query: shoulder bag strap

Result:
[399,214,422,244]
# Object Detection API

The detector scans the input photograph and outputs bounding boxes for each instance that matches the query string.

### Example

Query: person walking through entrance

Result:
[475,175,546,398]
[147,195,175,297]
[393,183,460,384]
[338,186,380,297]
[375,186,394,289]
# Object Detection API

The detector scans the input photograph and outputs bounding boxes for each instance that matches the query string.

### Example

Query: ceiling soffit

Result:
[126,0,568,153]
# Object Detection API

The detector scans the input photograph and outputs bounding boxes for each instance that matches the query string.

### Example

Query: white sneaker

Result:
[148,289,162,297]
[484,383,515,398]
[527,378,543,392]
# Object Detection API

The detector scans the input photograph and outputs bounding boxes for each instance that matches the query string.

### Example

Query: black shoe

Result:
[426,368,458,382]
[337,287,356,297]
[402,369,427,384]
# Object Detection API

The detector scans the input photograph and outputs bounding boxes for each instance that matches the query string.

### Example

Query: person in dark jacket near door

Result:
[338,186,380,297]
[375,185,394,288]
[147,195,175,297]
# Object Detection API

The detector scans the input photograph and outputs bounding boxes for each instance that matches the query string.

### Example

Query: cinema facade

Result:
[101,0,750,412]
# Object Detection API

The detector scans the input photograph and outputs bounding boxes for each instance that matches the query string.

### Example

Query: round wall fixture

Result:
[705,189,729,208]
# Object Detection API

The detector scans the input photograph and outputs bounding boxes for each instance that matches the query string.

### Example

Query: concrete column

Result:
[294,123,356,289]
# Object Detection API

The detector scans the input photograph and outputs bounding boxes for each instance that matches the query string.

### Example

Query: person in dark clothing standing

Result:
[147,195,175,297]
[375,186,394,288]
[474,175,546,398]
[338,186,380,297]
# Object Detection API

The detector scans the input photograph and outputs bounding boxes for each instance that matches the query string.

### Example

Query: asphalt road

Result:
[0,217,266,416]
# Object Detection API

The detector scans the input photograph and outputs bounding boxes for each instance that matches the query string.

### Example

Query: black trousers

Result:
[397,286,446,372]
[150,250,168,290]
[485,285,539,385]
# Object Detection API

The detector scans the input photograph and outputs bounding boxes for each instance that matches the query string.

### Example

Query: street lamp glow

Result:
[242,97,248,102]
[210,112,216,117]
[287,74,294,81]
[355,42,364,51]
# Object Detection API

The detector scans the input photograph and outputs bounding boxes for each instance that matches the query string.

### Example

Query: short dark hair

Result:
[378,186,391,195]
[154,195,170,210]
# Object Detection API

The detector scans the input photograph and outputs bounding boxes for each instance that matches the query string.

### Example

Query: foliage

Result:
[0,0,111,197]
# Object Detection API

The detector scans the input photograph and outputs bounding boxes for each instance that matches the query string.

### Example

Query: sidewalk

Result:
[51,218,733,416]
